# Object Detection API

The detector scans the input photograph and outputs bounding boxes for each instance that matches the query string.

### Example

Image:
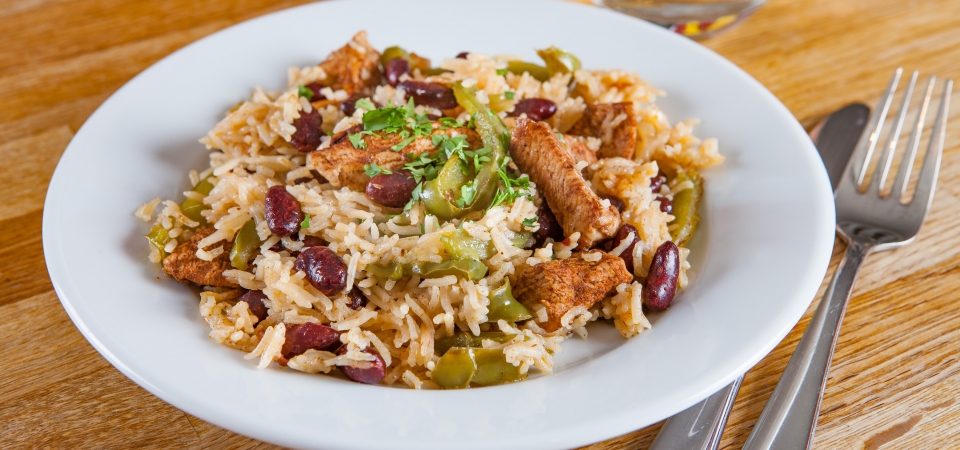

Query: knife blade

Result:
[646,102,869,450]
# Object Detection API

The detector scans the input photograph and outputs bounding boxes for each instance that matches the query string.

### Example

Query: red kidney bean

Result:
[238,290,269,323]
[533,204,565,246]
[281,322,342,360]
[605,224,639,273]
[265,185,304,237]
[337,346,386,385]
[601,194,626,213]
[657,196,673,214]
[291,107,324,152]
[295,246,348,296]
[455,52,469,59]
[346,286,368,310]
[397,80,458,110]
[365,170,418,208]
[649,174,667,193]
[507,98,557,121]
[301,235,325,248]
[304,82,326,101]
[642,241,679,311]
[384,58,410,87]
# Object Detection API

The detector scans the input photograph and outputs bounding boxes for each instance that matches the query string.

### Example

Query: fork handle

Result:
[742,241,872,450]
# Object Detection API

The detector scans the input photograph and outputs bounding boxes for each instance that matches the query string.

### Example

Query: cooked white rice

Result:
[141,35,722,387]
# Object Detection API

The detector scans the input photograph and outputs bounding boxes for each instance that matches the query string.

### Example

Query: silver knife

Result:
[646,103,868,450]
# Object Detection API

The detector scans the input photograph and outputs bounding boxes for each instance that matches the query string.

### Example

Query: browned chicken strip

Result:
[561,134,597,165]
[317,31,381,95]
[510,118,620,247]
[162,228,239,288]
[309,125,481,191]
[567,102,637,160]
[514,251,633,332]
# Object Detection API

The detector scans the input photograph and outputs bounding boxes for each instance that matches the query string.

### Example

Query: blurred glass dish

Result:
[597,0,766,38]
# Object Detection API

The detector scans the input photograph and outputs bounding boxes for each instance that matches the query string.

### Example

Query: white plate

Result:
[43,1,835,448]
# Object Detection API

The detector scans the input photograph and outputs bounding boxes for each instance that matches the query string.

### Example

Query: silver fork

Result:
[742,68,953,450]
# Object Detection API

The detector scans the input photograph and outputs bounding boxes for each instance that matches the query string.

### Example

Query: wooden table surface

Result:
[2,0,959,448]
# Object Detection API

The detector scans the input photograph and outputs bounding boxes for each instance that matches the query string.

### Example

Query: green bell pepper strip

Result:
[536,46,582,75]
[486,279,532,323]
[452,81,507,207]
[441,229,494,260]
[380,46,435,74]
[366,261,405,281]
[506,230,533,249]
[411,258,488,281]
[379,46,409,67]
[420,155,471,221]
[431,347,476,389]
[229,219,262,271]
[505,61,551,82]
[146,224,170,258]
[668,171,703,246]
[434,331,515,356]
[431,347,526,389]
[179,178,215,226]
[470,348,526,386]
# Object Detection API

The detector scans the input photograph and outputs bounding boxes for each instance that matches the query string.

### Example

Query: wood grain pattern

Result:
[1,0,958,448]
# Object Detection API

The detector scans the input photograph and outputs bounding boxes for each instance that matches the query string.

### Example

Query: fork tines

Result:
[848,68,953,209]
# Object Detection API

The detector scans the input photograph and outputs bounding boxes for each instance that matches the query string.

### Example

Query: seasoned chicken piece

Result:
[162,228,238,288]
[510,119,620,247]
[561,134,597,165]
[318,31,381,94]
[567,102,637,160]
[309,125,481,191]
[514,251,633,332]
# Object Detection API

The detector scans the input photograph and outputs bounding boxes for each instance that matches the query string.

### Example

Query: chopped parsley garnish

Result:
[488,156,532,210]
[556,132,565,142]
[355,98,376,111]
[297,85,313,100]
[301,213,311,230]
[438,117,465,129]
[457,178,480,208]
[348,132,368,149]
[504,91,515,100]
[391,136,417,152]
[522,217,538,228]
[363,162,392,177]
[496,68,508,76]
[404,183,424,211]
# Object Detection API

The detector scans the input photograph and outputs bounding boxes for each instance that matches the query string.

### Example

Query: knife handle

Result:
[648,376,743,450]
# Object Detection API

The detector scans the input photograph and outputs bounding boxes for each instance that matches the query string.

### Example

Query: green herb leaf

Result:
[438,117,465,129]
[301,213,311,230]
[391,136,417,152]
[404,183,424,211]
[349,132,368,149]
[355,98,376,111]
[457,178,480,208]
[297,85,313,100]
[522,217,537,228]
[496,68,508,76]
[504,91,515,100]
[363,162,392,177]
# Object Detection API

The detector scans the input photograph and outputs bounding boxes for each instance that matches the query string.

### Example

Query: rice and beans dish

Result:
[137,32,723,389]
